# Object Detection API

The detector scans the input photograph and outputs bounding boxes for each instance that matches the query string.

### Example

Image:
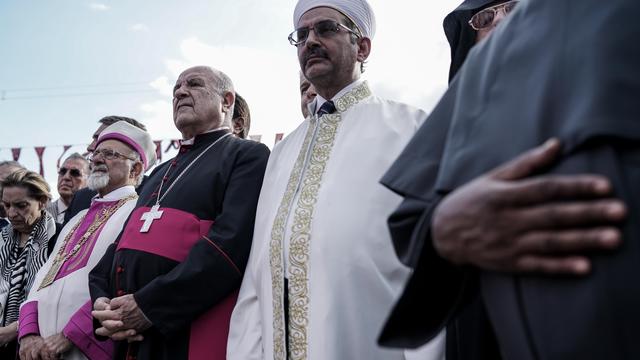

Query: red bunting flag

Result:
[56,145,73,169]
[34,147,46,176]
[154,140,162,163]
[11,148,21,161]
[164,140,180,153]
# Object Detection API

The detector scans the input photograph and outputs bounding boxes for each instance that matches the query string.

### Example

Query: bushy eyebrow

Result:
[173,76,206,93]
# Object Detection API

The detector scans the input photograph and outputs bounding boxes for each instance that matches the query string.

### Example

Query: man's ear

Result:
[356,37,371,63]
[130,161,143,180]
[222,91,235,114]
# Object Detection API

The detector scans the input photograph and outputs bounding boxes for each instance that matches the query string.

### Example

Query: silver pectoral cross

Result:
[140,204,164,233]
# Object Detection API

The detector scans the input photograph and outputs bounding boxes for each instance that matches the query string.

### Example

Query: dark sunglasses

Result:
[58,167,83,177]
[469,0,519,30]
[288,19,360,46]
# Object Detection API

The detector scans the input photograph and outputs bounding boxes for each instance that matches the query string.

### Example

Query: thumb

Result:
[490,138,562,180]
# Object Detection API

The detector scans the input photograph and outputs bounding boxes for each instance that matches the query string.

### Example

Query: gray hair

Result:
[98,116,147,131]
[124,151,144,187]
[197,66,236,124]
[62,153,89,174]
[0,161,23,169]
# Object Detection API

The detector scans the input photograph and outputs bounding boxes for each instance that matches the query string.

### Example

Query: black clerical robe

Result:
[89,130,269,360]
[378,0,640,359]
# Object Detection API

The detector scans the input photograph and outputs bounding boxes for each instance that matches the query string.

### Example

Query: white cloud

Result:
[140,100,182,142]
[88,3,109,11]
[142,37,302,147]
[138,1,455,147]
[149,76,173,97]
[130,23,149,32]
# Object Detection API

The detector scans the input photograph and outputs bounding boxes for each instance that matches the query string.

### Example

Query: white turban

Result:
[293,0,376,39]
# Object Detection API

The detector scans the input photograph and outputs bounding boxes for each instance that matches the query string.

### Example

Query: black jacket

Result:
[379,0,640,358]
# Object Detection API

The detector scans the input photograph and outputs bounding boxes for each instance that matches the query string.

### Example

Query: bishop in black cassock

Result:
[89,66,269,360]
[378,0,640,359]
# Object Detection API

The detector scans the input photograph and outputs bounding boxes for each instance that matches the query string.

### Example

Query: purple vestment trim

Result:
[63,300,113,360]
[188,292,238,359]
[55,200,117,282]
[18,301,39,339]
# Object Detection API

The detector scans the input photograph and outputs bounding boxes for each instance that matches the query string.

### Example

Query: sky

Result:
[0,0,458,198]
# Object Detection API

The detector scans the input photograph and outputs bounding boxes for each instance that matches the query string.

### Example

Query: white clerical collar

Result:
[94,185,137,202]
[181,126,231,145]
[309,78,366,115]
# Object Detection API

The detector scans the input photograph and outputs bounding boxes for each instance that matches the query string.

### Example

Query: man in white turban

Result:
[227,0,445,359]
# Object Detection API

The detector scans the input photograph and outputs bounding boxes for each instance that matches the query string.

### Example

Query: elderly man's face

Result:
[88,140,138,196]
[297,7,361,93]
[57,158,88,203]
[300,75,317,118]
[173,67,229,139]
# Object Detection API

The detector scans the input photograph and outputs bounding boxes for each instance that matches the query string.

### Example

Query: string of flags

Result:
[3,133,285,177]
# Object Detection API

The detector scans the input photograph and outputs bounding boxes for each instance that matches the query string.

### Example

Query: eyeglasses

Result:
[468,0,519,31]
[58,167,83,177]
[288,19,360,46]
[89,148,137,162]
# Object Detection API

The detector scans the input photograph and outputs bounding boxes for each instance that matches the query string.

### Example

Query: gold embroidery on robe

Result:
[269,82,372,360]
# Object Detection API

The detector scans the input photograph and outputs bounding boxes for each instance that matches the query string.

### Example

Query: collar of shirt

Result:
[93,185,136,203]
[56,198,68,214]
[180,126,231,145]
[309,78,366,116]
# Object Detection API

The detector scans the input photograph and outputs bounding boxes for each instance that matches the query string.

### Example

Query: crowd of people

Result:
[0,0,638,359]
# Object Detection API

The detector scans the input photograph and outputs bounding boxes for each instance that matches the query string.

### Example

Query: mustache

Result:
[91,165,108,173]
[304,48,329,65]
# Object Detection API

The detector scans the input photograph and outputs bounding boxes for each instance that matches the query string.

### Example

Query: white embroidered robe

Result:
[20,186,138,360]
[228,81,445,360]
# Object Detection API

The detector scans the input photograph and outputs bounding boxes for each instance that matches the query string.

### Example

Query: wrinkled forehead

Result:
[298,6,348,27]
[62,158,86,170]
[2,186,30,202]
[176,67,215,84]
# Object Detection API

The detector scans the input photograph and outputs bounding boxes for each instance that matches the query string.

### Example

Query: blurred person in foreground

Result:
[379,0,637,359]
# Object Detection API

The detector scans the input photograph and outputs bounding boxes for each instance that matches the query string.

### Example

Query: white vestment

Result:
[228,81,445,360]
[20,186,138,360]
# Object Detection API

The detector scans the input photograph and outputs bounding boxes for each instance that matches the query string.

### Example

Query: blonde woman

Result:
[0,169,58,358]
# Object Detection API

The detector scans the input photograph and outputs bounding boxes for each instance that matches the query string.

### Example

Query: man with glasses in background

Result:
[444,0,518,81]
[228,0,443,359]
[46,153,89,224]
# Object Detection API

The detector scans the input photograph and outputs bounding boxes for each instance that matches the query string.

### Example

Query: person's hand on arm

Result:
[432,139,627,275]
[19,334,45,360]
[39,333,73,360]
[0,321,17,346]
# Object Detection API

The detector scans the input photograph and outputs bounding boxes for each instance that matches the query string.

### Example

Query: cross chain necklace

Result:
[139,132,232,233]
